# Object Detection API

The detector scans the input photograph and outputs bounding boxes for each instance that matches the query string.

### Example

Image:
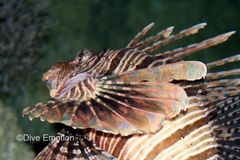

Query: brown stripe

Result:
[145,110,209,159]
[93,131,103,147]
[185,148,217,160]
[112,136,129,157]
[120,50,143,72]
[106,49,130,74]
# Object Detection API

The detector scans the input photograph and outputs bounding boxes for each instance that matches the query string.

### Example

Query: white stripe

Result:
[157,125,213,160]
[119,51,136,73]
[139,107,207,160]
[122,136,149,160]
[109,136,121,154]
[114,50,132,73]
[103,133,109,150]
[130,54,147,71]
[108,134,118,153]
[99,133,106,149]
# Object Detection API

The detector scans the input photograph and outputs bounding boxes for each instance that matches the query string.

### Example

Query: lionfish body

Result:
[23,22,240,159]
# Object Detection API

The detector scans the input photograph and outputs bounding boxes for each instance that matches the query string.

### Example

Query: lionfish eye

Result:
[75,49,93,62]
[44,80,54,89]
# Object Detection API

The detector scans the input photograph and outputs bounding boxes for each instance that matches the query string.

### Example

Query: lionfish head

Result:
[42,62,73,98]
[42,49,93,99]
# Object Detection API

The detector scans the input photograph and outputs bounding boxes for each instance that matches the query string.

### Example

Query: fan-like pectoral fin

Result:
[104,61,207,83]
[23,81,188,136]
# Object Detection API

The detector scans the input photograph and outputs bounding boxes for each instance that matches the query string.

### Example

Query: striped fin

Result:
[206,57,240,82]
[85,96,240,160]
[127,23,155,48]
[207,54,240,69]
[84,76,240,160]
[154,31,236,64]
[35,128,117,160]
[127,23,206,52]
[142,23,207,53]
[206,69,240,80]
[124,23,235,70]
[128,26,174,50]
[207,95,240,160]
[183,78,240,101]
[105,61,207,82]
[23,60,207,135]
[85,100,218,160]
[23,81,188,135]
[84,55,240,160]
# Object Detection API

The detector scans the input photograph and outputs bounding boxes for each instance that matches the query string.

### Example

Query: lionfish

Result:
[23,22,240,160]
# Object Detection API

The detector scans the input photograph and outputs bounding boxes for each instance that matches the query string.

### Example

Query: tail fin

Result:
[35,128,117,160]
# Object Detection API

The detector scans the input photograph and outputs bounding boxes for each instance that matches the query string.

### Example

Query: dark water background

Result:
[0,0,240,159]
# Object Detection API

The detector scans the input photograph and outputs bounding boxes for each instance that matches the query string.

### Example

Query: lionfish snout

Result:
[42,70,57,88]
[42,76,60,98]
[42,64,67,98]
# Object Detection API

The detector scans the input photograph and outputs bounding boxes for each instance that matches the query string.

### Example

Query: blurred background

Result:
[0,0,240,159]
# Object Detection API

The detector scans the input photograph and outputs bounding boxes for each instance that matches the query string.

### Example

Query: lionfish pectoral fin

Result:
[23,61,206,136]
[104,61,207,82]
[35,128,118,160]
[22,80,189,136]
